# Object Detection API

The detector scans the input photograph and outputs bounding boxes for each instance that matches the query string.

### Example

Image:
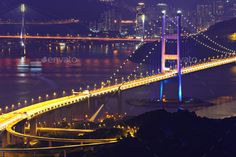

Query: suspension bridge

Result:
[0,4,235,157]
[0,35,157,42]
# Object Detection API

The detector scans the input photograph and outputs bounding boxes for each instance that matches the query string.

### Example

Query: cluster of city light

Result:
[113,125,138,138]
[182,15,236,53]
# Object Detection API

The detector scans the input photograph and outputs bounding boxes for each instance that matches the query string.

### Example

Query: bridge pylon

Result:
[160,10,183,102]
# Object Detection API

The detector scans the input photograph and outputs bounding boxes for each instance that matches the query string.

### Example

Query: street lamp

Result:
[20,4,26,13]
[177,10,182,14]
[161,10,166,15]
[20,3,26,52]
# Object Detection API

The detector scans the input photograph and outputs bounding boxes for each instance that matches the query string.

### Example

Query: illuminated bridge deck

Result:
[0,56,236,132]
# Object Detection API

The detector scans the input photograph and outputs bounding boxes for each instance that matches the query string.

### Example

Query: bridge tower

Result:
[20,3,26,55]
[160,10,183,102]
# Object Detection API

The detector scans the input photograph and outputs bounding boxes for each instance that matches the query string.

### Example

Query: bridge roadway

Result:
[0,141,117,152]
[25,127,94,133]
[0,55,236,143]
[0,35,158,42]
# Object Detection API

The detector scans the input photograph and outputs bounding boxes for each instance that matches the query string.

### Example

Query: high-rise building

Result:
[196,3,213,30]
[99,0,115,5]
[224,0,236,20]
[120,20,136,36]
[156,3,168,14]
[100,9,120,32]
[213,0,224,16]
[213,0,225,22]
[233,3,236,17]
[97,0,120,32]
[136,2,145,37]
[156,3,169,36]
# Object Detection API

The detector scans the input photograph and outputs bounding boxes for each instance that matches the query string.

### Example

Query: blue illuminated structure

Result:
[160,10,183,102]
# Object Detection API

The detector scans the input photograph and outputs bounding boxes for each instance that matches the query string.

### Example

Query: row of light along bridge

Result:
[0,54,236,147]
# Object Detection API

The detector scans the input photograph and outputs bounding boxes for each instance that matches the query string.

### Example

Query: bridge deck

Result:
[0,56,236,133]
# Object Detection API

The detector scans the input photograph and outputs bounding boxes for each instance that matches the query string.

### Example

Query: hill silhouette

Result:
[83,110,236,157]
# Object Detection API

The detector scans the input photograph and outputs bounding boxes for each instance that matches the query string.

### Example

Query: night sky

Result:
[0,0,235,20]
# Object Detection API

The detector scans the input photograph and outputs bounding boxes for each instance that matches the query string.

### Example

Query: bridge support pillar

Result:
[177,13,183,102]
[98,97,105,107]
[63,150,67,157]
[88,97,97,116]
[29,118,37,136]
[160,81,164,101]
[160,10,183,102]
[13,120,26,144]
[1,131,11,147]
[117,91,122,114]
[87,97,92,115]
[49,141,52,147]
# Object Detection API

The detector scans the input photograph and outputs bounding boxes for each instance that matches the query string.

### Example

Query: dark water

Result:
[0,41,235,119]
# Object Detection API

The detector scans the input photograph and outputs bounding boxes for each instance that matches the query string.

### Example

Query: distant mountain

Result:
[207,17,236,38]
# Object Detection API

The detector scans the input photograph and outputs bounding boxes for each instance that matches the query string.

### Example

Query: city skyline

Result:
[0,0,235,38]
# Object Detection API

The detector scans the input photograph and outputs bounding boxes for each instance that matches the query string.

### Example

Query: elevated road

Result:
[25,127,94,133]
[0,56,235,135]
[0,141,116,152]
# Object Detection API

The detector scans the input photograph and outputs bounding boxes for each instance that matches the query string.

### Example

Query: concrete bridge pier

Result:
[48,141,52,147]
[87,97,97,116]
[97,97,106,108]
[1,131,11,147]
[89,97,106,116]
[25,118,38,147]
[91,98,97,115]
[117,91,123,114]
[29,118,37,136]
[13,120,26,144]
[63,150,67,157]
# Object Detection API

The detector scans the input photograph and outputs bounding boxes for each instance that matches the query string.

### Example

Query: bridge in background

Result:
[0,35,158,42]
